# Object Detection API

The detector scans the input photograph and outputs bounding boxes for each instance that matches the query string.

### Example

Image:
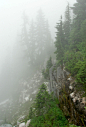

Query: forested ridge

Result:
[20,9,54,68]
[0,0,86,127]
[55,0,86,86]
[18,0,86,127]
[42,0,86,88]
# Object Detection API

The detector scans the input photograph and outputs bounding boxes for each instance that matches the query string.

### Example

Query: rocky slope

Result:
[48,64,86,126]
[0,63,86,126]
[0,69,47,125]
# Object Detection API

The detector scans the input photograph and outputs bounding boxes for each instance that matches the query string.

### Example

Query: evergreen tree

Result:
[46,56,53,69]
[72,0,86,24]
[42,56,53,79]
[34,84,49,116]
[70,0,86,44]
[35,9,53,65]
[63,3,71,47]
[29,107,33,119]
[54,16,65,66]
[28,20,37,66]
[21,12,29,59]
[36,9,46,56]
[29,84,68,127]
[45,20,53,56]
[64,1,86,85]
[80,19,86,41]
[20,10,53,69]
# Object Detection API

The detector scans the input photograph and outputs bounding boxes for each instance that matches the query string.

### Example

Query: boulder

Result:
[19,123,25,127]
[81,97,86,105]
[26,119,31,127]
[69,85,73,90]
[70,92,75,98]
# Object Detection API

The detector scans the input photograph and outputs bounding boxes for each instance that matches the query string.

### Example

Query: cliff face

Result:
[48,65,86,126]
[48,64,70,98]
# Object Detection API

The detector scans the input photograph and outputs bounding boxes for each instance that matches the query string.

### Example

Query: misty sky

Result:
[0,0,76,47]
[0,0,76,101]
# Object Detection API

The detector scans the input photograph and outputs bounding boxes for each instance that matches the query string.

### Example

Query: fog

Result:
[0,0,76,102]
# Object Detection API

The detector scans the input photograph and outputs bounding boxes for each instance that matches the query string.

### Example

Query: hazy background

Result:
[0,0,76,102]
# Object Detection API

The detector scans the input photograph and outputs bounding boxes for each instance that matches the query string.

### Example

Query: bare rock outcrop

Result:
[48,65,86,126]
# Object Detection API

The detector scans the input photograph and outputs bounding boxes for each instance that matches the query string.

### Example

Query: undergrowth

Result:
[24,84,81,127]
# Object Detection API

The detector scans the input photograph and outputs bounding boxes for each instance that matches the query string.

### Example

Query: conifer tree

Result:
[36,9,46,55]
[42,56,53,79]
[64,1,86,85]
[70,0,86,44]
[35,9,53,65]
[28,20,37,65]
[45,20,53,56]
[20,10,53,68]
[63,3,71,47]
[34,84,49,116]
[29,107,33,119]
[54,16,65,66]
[21,12,29,58]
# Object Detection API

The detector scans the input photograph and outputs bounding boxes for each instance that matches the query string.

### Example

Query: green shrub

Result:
[29,84,68,127]
[29,101,68,127]
[76,60,86,84]
[64,41,86,85]
[42,57,53,79]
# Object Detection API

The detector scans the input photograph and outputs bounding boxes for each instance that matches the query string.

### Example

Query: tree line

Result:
[54,0,86,86]
[20,9,54,68]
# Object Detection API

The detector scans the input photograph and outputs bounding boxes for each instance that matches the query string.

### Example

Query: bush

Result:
[64,41,86,85]
[29,84,68,127]
[29,101,68,127]
[42,57,53,79]
[76,60,86,84]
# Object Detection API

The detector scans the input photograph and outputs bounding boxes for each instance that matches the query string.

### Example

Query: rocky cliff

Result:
[48,64,86,126]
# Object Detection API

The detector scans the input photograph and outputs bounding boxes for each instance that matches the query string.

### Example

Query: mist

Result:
[0,0,76,102]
